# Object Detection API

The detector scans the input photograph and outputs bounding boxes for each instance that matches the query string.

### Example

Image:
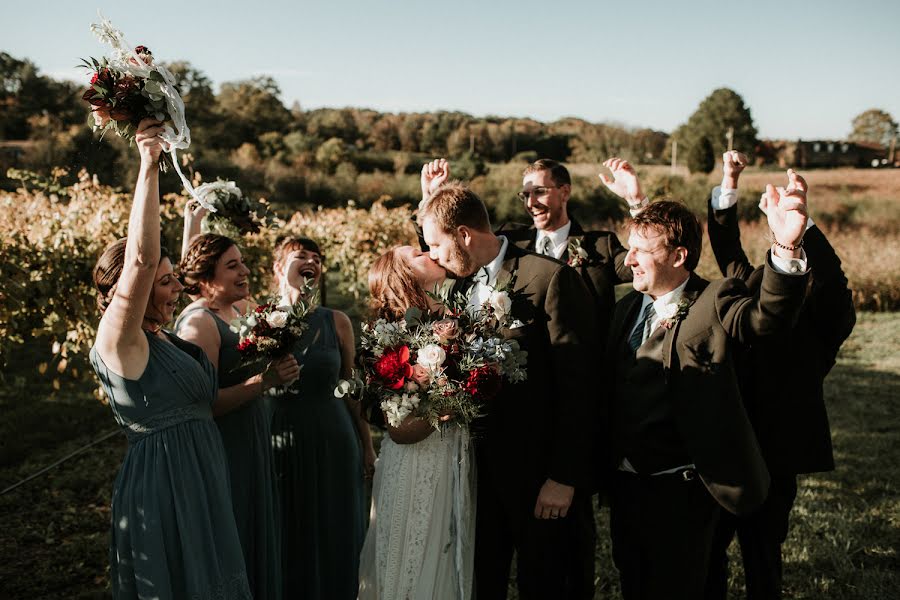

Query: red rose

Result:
[90,72,99,84]
[134,45,152,56]
[373,345,413,390]
[237,337,256,353]
[464,365,502,400]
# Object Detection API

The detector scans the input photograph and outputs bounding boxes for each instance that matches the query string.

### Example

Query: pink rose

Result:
[432,318,460,343]
[411,364,432,386]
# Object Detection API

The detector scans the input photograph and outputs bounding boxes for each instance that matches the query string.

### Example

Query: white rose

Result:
[246,315,258,328]
[266,310,290,329]
[488,290,512,318]
[416,344,447,370]
[656,303,677,320]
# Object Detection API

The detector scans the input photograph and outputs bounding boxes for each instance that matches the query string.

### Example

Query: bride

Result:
[357,245,476,600]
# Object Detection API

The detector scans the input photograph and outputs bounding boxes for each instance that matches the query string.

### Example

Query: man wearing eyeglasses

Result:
[499,158,654,343]
[420,158,647,340]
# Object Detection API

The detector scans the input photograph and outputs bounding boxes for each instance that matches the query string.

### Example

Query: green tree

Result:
[687,136,715,174]
[675,88,758,161]
[216,76,292,149]
[316,137,349,173]
[849,109,898,148]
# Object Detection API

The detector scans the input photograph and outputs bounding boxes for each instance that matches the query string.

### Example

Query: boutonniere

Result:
[658,296,694,329]
[566,237,590,267]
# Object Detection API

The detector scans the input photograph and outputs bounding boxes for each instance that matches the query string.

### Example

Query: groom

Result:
[420,183,599,599]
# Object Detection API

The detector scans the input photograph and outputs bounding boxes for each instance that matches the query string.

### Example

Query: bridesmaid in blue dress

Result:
[269,236,376,599]
[89,119,251,599]
[175,234,299,600]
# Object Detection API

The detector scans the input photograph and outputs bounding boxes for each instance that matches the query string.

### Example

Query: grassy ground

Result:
[1,313,898,598]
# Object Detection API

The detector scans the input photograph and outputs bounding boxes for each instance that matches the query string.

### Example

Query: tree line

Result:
[1,51,896,211]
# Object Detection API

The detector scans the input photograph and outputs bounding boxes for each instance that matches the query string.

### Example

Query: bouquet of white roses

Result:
[336,275,528,429]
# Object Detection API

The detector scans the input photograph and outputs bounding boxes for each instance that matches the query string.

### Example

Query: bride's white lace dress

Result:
[358,424,475,600]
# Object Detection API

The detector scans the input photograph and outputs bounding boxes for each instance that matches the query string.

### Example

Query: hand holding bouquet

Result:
[336,275,528,430]
[195,180,263,238]
[79,15,212,210]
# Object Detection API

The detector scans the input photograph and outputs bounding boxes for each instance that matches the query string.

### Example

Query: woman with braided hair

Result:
[89,119,251,598]
[174,233,299,600]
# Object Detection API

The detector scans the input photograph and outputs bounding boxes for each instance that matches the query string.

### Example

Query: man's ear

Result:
[457,225,472,247]
[560,183,571,205]
[671,246,689,269]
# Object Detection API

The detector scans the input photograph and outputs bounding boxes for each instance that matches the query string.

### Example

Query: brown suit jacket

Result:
[608,258,810,514]
[463,242,600,494]
[497,218,631,341]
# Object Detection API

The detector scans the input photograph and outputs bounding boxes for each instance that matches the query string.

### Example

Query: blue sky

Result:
[3,0,899,139]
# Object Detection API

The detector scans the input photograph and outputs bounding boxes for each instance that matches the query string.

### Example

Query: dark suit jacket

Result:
[465,243,600,495]
[707,202,856,475]
[608,260,810,515]
[496,218,631,341]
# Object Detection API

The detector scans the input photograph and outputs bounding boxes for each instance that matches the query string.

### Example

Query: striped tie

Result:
[628,303,656,352]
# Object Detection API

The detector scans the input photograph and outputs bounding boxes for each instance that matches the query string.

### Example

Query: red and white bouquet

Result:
[336,276,528,429]
[79,15,212,210]
[229,291,317,370]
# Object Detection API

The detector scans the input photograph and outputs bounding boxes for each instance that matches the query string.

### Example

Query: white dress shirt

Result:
[535,221,571,260]
[467,236,510,312]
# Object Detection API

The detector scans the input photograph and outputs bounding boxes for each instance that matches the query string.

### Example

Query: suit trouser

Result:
[473,478,595,600]
[703,475,798,600]
[610,470,721,600]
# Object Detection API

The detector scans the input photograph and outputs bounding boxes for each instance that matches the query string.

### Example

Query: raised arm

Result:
[600,157,648,215]
[419,158,450,206]
[719,169,811,343]
[707,151,755,281]
[94,119,165,377]
[181,199,208,261]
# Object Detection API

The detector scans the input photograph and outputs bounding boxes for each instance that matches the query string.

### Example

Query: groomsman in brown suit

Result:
[419,182,598,599]
[605,176,812,599]
[703,152,856,600]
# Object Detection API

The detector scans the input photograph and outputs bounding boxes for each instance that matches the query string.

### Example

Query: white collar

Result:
[640,275,691,316]
[536,220,572,250]
[475,235,509,286]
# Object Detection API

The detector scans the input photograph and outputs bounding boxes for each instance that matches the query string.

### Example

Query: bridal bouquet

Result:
[78,15,212,210]
[230,288,317,370]
[336,277,528,429]
[196,179,262,237]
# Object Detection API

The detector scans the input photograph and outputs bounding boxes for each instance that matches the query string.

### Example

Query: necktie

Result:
[628,302,656,352]
[539,235,554,256]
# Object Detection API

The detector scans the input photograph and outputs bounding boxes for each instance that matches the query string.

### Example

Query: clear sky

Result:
[3,0,899,140]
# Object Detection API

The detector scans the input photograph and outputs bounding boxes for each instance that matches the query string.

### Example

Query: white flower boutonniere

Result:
[567,237,590,267]
[660,297,694,329]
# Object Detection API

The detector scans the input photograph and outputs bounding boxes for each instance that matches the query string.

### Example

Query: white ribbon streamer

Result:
[90,14,216,212]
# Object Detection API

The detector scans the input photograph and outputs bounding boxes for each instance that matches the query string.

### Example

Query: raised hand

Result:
[599,157,644,205]
[722,151,748,188]
[761,169,809,257]
[184,198,209,222]
[420,158,450,201]
[135,118,165,167]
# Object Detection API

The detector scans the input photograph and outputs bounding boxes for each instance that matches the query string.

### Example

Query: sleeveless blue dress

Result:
[175,306,282,600]
[270,307,365,599]
[90,331,251,599]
